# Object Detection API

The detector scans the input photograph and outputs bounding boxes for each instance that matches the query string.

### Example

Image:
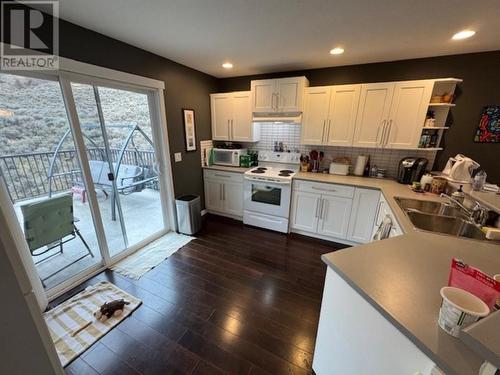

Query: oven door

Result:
[213,150,238,166]
[244,177,291,218]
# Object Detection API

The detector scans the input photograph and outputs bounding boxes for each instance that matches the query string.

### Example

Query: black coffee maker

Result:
[397,157,428,184]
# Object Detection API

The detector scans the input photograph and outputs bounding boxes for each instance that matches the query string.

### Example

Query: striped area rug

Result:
[111,232,194,279]
[43,281,141,367]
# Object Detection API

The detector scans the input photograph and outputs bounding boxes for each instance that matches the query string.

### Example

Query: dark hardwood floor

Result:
[56,214,348,375]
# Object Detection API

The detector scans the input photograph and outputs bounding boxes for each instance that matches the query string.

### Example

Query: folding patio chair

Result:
[21,193,94,286]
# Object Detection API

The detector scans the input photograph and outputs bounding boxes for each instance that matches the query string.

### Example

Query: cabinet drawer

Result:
[204,169,243,183]
[294,180,355,198]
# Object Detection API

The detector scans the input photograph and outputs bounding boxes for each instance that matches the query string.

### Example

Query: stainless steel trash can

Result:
[175,195,201,235]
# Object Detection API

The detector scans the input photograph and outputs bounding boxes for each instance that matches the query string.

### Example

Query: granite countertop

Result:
[202,165,251,173]
[294,172,500,375]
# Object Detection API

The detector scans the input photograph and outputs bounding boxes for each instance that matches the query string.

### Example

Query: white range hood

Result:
[252,114,302,124]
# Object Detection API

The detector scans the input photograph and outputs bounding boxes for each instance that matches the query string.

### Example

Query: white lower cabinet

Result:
[347,188,381,243]
[317,196,352,239]
[372,194,403,240]
[291,181,382,244]
[204,179,224,212]
[222,181,244,217]
[291,181,354,242]
[290,191,320,232]
[203,170,243,219]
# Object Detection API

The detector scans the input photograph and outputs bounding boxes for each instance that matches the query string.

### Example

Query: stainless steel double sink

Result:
[395,197,487,241]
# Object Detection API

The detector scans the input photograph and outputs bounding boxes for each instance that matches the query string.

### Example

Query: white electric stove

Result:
[243,151,300,233]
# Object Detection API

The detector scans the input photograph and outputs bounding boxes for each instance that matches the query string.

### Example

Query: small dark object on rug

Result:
[94,299,130,321]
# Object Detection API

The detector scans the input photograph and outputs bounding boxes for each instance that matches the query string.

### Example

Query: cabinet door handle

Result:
[222,184,225,201]
[378,120,386,147]
[326,119,332,144]
[383,120,389,147]
[271,93,276,111]
[318,198,324,220]
[321,199,326,220]
[227,119,231,139]
[315,198,320,218]
[276,93,280,110]
[231,119,234,139]
[214,174,230,178]
[376,120,384,146]
[321,120,326,144]
[220,184,223,201]
[384,120,393,147]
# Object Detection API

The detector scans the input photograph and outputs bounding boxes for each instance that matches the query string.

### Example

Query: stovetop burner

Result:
[278,169,294,177]
[256,167,267,170]
[251,169,266,174]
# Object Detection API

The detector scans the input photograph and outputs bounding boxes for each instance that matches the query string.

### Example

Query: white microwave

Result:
[213,148,247,166]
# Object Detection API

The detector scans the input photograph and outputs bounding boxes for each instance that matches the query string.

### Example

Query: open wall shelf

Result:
[419,78,460,150]
[428,103,455,107]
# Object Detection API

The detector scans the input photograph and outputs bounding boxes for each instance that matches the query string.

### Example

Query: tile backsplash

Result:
[240,122,438,178]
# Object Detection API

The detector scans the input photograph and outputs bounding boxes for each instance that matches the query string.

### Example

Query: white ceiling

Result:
[56,0,500,78]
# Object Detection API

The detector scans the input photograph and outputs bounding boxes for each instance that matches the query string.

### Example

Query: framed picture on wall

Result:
[182,108,197,152]
[474,105,500,143]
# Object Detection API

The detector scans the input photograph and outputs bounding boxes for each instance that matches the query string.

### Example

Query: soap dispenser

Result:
[452,185,465,204]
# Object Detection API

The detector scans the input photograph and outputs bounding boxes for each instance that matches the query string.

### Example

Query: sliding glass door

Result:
[0,73,103,290]
[69,81,165,257]
[0,70,170,295]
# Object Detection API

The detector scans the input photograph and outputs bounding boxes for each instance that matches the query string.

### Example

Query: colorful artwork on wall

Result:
[474,105,500,143]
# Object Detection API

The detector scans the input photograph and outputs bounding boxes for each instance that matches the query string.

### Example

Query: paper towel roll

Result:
[353,155,367,176]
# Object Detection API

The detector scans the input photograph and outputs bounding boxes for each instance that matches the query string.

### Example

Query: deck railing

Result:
[0,148,156,202]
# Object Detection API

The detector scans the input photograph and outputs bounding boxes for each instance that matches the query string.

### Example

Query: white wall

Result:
[0,241,61,375]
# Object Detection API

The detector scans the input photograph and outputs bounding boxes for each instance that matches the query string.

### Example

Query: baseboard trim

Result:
[205,210,243,221]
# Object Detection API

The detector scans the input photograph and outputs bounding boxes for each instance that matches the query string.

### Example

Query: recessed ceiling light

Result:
[222,62,233,69]
[330,47,344,55]
[452,30,476,40]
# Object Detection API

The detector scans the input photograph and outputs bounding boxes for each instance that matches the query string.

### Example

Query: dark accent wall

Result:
[56,19,218,207]
[219,51,500,183]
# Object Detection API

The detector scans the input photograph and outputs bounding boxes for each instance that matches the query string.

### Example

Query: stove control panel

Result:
[258,151,301,164]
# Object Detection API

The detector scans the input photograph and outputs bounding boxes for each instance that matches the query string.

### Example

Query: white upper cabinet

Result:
[352,82,394,148]
[210,93,232,140]
[385,80,433,149]
[251,76,308,115]
[326,85,361,146]
[301,87,330,145]
[275,77,306,113]
[250,79,276,114]
[301,85,361,146]
[231,91,256,142]
[210,91,259,142]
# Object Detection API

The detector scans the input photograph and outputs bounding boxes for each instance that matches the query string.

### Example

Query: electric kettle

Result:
[441,154,480,183]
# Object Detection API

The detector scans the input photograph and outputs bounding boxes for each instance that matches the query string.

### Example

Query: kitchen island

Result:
[299,173,500,375]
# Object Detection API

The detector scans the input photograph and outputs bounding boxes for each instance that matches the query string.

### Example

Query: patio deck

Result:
[13,188,164,290]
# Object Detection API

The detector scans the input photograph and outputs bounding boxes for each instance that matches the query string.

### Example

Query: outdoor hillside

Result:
[0,73,154,156]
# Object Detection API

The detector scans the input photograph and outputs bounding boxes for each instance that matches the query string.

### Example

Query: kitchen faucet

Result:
[440,193,490,226]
